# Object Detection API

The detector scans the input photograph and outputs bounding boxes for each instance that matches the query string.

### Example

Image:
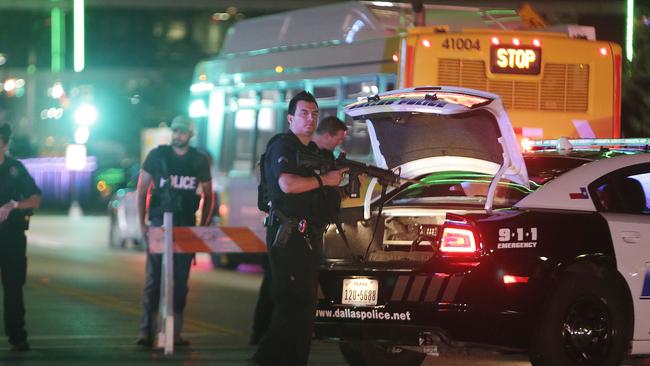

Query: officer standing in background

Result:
[249,115,348,345]
[135,115,214,347]
[252,92,347,366]
[311,116,347,158]
[0,123,41,352]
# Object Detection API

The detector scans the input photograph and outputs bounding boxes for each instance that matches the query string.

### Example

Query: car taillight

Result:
[503,275,529,284]
[440,227,477,253]
[438,214,480,255]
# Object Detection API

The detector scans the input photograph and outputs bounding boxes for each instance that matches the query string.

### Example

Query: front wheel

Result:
[529,273,632,366]
[339,342,425,366]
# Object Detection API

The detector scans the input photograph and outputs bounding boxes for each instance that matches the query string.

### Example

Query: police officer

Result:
[312,116,347,159]
[0,123,41,352]
[135,116,214,347]
[249,116,348,346]
[252,91,346,366]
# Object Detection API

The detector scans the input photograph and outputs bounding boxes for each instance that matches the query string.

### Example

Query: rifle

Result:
[297,149,403,198]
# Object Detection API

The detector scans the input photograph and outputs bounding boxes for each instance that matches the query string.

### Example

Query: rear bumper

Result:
[315,261,542,349]
[314,321,439,345]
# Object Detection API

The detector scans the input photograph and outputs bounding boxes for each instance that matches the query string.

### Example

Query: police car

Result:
[314,86,650,366]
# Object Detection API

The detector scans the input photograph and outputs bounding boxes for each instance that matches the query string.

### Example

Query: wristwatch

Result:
[10,200,18,209]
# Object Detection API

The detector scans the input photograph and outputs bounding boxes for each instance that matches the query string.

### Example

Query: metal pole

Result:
[159,211,174,354]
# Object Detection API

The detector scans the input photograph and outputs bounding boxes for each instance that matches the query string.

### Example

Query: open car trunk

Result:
[323,87,530,267]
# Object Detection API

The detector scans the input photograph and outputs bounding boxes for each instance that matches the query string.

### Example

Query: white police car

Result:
[314,86,650,366]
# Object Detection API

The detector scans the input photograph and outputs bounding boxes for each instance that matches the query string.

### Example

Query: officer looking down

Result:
[311,116,347,156]
[0,123,41,352]
[252,91,347,366]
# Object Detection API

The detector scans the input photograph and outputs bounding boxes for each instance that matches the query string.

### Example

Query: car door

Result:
[596,164,650,343]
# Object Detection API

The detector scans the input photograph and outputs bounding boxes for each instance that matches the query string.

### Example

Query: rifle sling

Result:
[315,178,358,262]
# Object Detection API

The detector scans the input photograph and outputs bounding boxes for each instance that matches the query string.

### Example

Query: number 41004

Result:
[441,38,480,51]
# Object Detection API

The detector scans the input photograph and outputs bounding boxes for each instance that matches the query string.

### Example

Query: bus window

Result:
[232,91,257,172]
[319,108,338,119]
[278,109,289,133]
[314,85,338,101]
[256,92,279,163]
[284,88,306,103]
[345,81,379,100]
[219,108,236,172]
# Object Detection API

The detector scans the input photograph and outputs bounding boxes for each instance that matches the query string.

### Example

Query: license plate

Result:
[341,278,378,306]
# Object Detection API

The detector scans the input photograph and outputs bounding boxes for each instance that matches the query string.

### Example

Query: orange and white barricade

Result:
[147,226,267,254]
[148,216,266,355]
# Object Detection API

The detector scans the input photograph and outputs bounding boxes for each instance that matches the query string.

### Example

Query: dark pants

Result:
[139,251,194,337]
[254,224,323,366]
[0,230,28,346]
[250,254,272,343]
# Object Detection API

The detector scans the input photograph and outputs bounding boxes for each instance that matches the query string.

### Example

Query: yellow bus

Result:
[187,1,621,239]
[400,26,622,139]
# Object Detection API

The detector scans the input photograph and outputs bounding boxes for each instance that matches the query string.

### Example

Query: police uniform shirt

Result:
[0,156,41,232]
[143,145,211,226]
[265,131,324,222]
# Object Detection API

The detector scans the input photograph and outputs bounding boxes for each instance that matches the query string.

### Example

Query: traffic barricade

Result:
[147,213,266,355]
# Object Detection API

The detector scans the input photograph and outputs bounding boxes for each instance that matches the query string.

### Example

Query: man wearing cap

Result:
[135,115,214,347]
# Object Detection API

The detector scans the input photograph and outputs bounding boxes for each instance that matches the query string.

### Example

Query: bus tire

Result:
[339,342,425,366]
[529,273,631,366]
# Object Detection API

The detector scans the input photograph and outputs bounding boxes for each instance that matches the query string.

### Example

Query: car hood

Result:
[345,86,528,185]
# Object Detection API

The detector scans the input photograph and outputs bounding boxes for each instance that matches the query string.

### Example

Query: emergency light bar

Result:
[531,137,650,150]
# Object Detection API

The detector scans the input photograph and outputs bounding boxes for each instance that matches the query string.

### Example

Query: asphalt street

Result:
[0,214,648,366]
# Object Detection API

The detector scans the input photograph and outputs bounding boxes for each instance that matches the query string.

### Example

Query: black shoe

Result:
[134,336,154,347]
[174,336,190,347]
[10,341,30,352]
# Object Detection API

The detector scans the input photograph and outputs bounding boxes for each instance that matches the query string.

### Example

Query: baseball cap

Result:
[170,115,193,133]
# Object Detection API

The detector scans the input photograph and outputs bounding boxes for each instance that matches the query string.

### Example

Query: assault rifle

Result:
[297,149,403,198]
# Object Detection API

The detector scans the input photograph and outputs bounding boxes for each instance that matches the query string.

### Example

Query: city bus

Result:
[186,1,622,245]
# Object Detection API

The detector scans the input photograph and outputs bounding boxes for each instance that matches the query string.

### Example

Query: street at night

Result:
[1,1,649,365]
[0,214,341,365]
[0,215,529,365]
[0,215,647,365]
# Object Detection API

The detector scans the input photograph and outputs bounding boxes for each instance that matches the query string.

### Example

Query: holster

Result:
[270,209,299,248]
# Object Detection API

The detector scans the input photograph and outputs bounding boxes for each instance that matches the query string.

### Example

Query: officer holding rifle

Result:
[252,91,346,366]
[250,116,348,346]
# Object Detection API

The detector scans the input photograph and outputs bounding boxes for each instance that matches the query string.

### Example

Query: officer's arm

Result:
[136,170,153,229]
[15,194,41,210]
[278,169,347,194]
[198,180,214,226]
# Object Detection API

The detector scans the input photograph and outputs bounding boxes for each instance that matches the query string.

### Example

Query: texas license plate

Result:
[341,278,378,306]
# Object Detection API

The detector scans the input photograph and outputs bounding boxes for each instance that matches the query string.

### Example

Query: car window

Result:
[596,173,650,214]
[524,155,591,185]
[388,171,532,207]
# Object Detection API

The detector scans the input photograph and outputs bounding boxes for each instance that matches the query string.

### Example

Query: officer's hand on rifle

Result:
[321,168,349,187]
